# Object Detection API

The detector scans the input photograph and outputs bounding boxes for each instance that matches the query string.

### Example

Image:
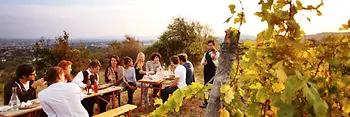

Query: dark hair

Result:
[44,67,64,86]
[89,59,101,68]
[123,56,133,68]
[207,40,215,45]
[170,55,180,65]
[151,52,161,61]
[16,64,35,79]
[104,56,121,82]
[178,53,187,62]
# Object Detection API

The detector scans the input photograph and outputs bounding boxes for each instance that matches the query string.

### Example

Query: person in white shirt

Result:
[39,67,89,117]
[160,55,187,103]
[72,60,101,117]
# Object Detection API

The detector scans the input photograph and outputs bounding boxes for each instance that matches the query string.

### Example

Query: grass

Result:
[0,66,207,117]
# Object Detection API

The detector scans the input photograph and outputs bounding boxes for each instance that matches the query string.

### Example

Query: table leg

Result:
[140,83,143,112]
[118,92,121,107]
[112,91,116,108]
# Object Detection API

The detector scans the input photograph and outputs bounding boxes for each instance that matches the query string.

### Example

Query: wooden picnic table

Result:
[0,84,123,117]
[138,75,167,112]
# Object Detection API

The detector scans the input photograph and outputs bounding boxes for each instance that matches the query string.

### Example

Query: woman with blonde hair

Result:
[57,60,73,82]
[134,52,149,105]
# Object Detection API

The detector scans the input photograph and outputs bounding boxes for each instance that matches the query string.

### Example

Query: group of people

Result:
[2,40,219,117]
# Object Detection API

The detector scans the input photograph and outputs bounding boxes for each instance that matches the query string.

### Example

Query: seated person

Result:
[4,64,44,105]
[72,60,101,117]
[123,56,137,104]
[57,60,73,83]
[160,55,187,102]
[145,52,163,97]
[101,56,124,112]
[178,53,195,85]
[39,67,88,117]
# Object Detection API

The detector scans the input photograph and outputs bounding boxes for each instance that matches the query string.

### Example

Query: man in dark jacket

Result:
[178,53,195,85]
[4,64,44,105]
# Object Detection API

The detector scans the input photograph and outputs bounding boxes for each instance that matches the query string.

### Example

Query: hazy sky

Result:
[0,0,349,39]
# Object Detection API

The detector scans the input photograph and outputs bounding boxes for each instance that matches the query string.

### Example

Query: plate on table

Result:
[19,101,39,110]
[0,105,11,112]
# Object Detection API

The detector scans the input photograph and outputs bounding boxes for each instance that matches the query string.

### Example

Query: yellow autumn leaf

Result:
[219,108,230,117]
[272,82,285,92]
[276,68,288,83]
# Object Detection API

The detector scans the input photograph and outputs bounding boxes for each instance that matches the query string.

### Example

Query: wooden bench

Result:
[93,104,137,117]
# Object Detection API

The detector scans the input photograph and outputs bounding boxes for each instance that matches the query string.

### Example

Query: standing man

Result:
[178,53,194,85]
[200,40,219,108]
[72,59,101,117]
[4,64,45,105]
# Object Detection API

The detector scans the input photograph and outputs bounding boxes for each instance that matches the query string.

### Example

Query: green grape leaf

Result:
[172,89,184,103]
[220,84,231,93]
[238,87,245,97]
[219,108,230,117]
[166,97,178,110]
[229,4,236,14]
[249,82,262,89]
[246,103,260,117]
[224,89,235,104]
[328,58,341,67]
[154,99,163,106]
[302,83,321,105]
[314,99,328,116]
[281,77,304,104]
[225,16,233,23]
[256,87,268,103]
[275,100,294,117]
[234,109,243,117]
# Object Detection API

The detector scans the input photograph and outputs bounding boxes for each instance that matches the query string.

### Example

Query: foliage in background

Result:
[148,0,350,117]
[144,17,218,66]
[32,31,92,77]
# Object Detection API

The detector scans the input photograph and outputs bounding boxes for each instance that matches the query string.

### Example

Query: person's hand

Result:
[130,86,137,90]
[148,71,155,75]
[31,78,45,88]
[202,61,207,65]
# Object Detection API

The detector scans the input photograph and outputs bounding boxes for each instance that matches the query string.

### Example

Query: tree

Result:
[144,17,217,66]
[104,34,144,64]
[33,31,91,77]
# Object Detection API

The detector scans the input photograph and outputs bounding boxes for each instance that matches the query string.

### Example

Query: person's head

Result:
[150,52,161,63]
[88,59,101,74]
[123,56,133,68]
[44,67,65,86]
[169,55,180,66]
[16,64,36,81]
[136,52,145,63]
[57,60,72,76]
[109,56,121,67]
[207,40,215,51]
[177,53,188,65]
